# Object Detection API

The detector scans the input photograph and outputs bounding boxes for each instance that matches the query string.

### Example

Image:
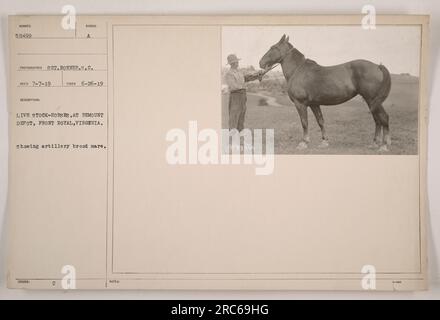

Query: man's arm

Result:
[244,70,265,82]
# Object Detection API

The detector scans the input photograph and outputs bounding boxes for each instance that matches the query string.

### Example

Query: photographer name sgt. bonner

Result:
[165,121,275,176]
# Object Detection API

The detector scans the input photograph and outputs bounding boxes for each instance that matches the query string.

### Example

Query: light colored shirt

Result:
[225,68,245,91]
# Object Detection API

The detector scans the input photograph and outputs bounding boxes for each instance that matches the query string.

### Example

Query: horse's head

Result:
[259,34,292,70]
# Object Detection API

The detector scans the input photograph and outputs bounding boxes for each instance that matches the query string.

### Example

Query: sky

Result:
[222,26,421,76]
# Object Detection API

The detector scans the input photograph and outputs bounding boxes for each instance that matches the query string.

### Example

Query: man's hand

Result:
[244,69,267,83]
[257,69,266,82]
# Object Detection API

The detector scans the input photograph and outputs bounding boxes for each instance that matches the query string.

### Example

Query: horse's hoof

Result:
[386,137,392,146]
[379,145,389,152]
[318,140,329,148]
[368,142,380,149]
[296,141,308,150]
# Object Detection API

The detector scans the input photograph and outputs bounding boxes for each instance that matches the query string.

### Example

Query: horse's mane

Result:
[286,42,306,62]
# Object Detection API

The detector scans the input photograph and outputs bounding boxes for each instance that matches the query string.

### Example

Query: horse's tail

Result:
[371,64,391,106]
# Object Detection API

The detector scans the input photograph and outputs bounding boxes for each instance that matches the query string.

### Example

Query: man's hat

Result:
[227,54,241,65]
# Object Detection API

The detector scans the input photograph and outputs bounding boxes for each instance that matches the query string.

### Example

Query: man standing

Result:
[225,54,265,131]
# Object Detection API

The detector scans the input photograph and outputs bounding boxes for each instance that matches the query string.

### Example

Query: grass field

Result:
[222,74,419,155]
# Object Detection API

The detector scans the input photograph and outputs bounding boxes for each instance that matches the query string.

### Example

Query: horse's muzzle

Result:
[259,59,273,71]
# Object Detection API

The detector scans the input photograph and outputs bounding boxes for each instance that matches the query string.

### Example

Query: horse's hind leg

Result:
[369,111,382,148]
[365,97,387,149]
[367,103,390,151]
[310,105,329,148]
[376,104,391,151]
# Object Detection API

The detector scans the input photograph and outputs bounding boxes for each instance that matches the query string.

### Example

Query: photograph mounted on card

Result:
[7,15,428,290]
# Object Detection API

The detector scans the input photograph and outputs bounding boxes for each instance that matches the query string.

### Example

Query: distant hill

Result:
[391,73,419,84]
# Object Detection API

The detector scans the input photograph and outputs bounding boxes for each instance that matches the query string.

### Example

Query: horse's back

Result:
[287,58,389,106]
[291,60,357,105]
[349,59,384,80]
[308,59,382,80]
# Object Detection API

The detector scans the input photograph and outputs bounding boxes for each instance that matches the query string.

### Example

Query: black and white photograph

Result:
[222,26,421,154]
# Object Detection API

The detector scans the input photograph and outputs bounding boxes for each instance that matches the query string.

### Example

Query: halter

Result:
[261,45,298,76]
[270,45,295,63]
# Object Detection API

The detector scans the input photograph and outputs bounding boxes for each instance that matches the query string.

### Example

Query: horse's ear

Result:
[279,34,286,43]
[285,36,289,43]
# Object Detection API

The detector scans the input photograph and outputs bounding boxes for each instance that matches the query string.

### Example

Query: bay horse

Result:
[259,34,392,151]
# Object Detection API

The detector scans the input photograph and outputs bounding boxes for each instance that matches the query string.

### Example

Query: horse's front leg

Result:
[294,103,310,150]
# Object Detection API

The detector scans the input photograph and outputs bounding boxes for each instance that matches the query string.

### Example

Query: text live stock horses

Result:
[259,35,392,151]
